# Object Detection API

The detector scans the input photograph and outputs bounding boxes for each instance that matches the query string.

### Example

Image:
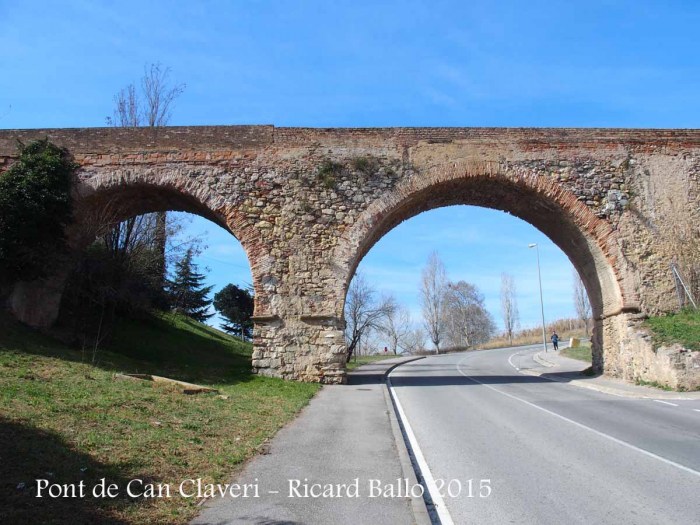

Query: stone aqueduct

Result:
[1,126,699,388]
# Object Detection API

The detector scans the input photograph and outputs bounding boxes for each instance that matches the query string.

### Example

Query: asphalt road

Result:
[389,346,700,525]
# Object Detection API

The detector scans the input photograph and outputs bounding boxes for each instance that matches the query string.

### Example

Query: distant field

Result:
[0,312,319,525]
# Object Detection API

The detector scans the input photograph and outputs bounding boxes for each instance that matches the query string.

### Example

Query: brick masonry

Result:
[1,126,698,388]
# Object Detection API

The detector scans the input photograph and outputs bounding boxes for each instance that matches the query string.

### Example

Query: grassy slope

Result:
[0,312,319,525]
[345,354,397,370]
[560,343,592,362]
[645,309,700,351]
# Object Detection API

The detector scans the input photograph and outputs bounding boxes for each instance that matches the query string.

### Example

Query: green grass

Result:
[645,309,700,351]
[346,354,398,370]
[104,312,255,385]
[560,343,592,363]
[0,311,320,524]
[635,378,675,391]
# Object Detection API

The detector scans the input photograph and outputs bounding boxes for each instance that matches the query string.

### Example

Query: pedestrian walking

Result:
[551,331,560,351]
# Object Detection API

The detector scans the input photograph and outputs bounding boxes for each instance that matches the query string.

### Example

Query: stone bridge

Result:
[1,126,699,388]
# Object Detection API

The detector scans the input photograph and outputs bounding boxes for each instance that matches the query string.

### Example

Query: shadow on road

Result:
[347,358,595,387]
[390,372,588,387]
[347,368,388,386]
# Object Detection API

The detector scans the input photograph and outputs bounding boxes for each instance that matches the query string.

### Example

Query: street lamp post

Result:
[528,243,548,353]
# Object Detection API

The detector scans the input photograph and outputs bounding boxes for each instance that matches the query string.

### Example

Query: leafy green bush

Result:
[0,140,76,284]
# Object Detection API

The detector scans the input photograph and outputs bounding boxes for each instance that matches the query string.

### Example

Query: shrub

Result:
[0,140,76,284]
[351,156,379,175]
[316,159,344,188]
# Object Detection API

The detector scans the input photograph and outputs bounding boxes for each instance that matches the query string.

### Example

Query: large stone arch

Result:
[331,160,640,372]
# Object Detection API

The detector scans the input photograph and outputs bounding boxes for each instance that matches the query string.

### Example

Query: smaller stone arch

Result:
[72,167,272,316]
[9,165,270,329]
[331,160,640,372]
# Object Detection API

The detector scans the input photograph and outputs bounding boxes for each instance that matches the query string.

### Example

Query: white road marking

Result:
[693,409,700,413]
[456,355,700,479]
[387,373,455,525]
[654,400,679,407]
[508,352,521,370]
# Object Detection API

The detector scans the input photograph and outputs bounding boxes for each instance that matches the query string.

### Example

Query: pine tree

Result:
[213,284,254,337]
[167,248,213,322]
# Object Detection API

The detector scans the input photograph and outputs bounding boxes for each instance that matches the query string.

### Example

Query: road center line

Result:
[654,400,679,407]
[456,356,700,479]
[387,373,455,525]
[507,352,521,370]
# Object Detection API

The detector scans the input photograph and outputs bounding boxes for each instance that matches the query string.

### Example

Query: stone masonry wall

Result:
[1,127,698,387]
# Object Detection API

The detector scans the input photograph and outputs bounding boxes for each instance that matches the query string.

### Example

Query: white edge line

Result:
[387,373,455,525]
[456,356,700,479]
[693,409,700,413]
[653,400,679,407]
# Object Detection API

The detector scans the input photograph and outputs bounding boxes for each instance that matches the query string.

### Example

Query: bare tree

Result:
[421,251,448,353]
[573,270,591,336]
[143,63,186,127]
[107,63,185,128]
[109,84,140,127]
[444,280,496,348]
[402,327,428,355]
[500,273,520,345]
[344,273,396,361]
[106,63,186,285]
[380,304,412,355]
[61,198,204,353]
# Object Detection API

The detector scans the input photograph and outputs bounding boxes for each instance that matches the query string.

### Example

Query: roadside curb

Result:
[525,353,700,400]
[383,358,434,525]
[385,357,455,525]
[520,368,636,397]
[380,357,433,525]
[533,351,556,368]
[383,385,433,525]
[382,356,426,380]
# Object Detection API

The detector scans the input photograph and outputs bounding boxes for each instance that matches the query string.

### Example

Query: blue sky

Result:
[2,1,699,331]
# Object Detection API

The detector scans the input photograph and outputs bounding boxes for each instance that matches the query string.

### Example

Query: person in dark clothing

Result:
[551,331,560,351]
